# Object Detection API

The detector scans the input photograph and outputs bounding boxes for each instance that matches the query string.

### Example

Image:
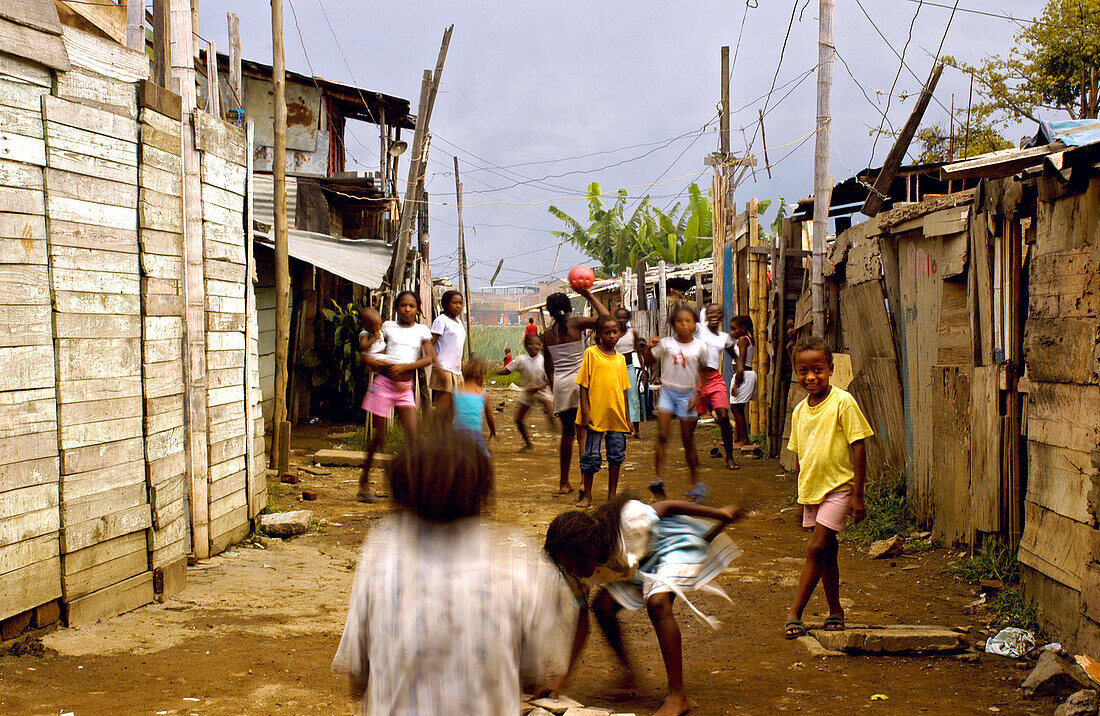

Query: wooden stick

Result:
[272,0,291,474]
[126,0,145,52]
[454,157,473,355]
[226,12,242,112]
[152,0,170,88]
[811,0,835,337]
[206,40,221,118]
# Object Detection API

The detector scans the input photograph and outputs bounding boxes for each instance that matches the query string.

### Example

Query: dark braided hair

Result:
[593,313,618,333]
[544,494,631,573]
[546,292,572,336]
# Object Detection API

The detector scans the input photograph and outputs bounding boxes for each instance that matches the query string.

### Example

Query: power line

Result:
[869,0,921,163]
[891,0,1092,31]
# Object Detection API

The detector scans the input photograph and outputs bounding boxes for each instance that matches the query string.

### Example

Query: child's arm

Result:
[733,335,747,387]
[652,500,743,524]
[850,439,867,523]
[536,606,590,699]
[643,336,660,367]
[577,385,590,428]
[484,396,496,438]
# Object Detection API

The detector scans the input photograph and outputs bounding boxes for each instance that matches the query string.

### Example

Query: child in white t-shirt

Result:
[429,290,467,419]
[497,333,554,450]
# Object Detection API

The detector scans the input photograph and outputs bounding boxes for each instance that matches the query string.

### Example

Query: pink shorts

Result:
[695,370,729,413]
[802,489,852,532]
[361,374,416,417]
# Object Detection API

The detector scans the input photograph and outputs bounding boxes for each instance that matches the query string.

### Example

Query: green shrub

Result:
[945,541,1020,584]
[992,586,1040,633]
[842,464,913,545]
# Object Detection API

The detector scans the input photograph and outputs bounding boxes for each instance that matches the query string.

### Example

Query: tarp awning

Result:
[255,230,391,289]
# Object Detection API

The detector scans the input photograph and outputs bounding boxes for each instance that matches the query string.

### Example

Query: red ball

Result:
[567,264,596,290]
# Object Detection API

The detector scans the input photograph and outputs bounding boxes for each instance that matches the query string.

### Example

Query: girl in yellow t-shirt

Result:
[783,336,874,639]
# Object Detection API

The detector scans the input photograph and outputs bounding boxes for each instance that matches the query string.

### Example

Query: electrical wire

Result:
[869,0,921,162]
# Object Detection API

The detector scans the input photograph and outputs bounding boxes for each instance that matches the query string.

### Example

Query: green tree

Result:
[547,182,650,277]
[634,184,714,265]
[915,107,1015,163]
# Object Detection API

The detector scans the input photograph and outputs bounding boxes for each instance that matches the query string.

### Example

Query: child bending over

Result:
[497,334,555,450]
[542,495,743,716]
[783,336,874,639]
[453,356,495,458]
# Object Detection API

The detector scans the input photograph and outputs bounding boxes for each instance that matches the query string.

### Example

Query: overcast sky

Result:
[201,0,1049,289]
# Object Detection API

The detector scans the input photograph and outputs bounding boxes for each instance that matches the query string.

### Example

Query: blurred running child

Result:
[542,495,743,716]
[574,315,632,508]
[728,315,757,449]
[334,432,572,714]
[496,333,554,451]
[695,304,738,469]
[644,304,710,502]
[359,291,435,502]
[613,307,643,438]
[454,356,495,458]
[783,336,873,640]
[502,346,513,367]
[430,290,467,419]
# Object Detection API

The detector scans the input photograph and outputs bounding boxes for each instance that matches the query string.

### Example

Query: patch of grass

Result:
[945,541,1020,584]
[906,538,938,554]
[841,464,913,545]
[487,369,522,387]
[341,423,406,454]
[992,586,1041,633]
[749,432,768,455]
[309,519,328,534]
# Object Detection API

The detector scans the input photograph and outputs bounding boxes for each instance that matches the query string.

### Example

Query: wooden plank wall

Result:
[194,110,252,553]
[0,54,62,623]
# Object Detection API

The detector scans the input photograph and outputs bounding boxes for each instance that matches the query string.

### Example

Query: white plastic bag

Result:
[984,627,1037,658]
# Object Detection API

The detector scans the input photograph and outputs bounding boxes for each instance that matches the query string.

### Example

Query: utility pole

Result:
[720,45,730,156]
[454,156,473,356]
[271,0,291,474]
[811,0,835,338]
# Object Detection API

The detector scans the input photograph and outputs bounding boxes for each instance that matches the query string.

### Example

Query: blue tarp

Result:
[1037,119,1100,147]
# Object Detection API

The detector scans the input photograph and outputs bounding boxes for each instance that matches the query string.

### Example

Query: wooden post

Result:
[226,13,242,112]
[811,0,834,338]
[720,46,730,156]
[747,198,762,435]
[694,272,704,309]
[636,259,647,313]
[152,0,170,87]
[126,0,144,51]
[417,187,434,323]
[657,260,668,336]
[271,0,291,474]
[243,117,259,517]
[206,40,221,118]
[454,157,473,355]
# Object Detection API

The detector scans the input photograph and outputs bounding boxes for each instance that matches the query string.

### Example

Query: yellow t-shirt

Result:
[575,346,632,433]
[787,386,874,505]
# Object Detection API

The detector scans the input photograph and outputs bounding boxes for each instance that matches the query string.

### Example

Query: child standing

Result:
[644,304,710,502]
[575,315,632,509]
[429,290,467,418]
[502,347,513,367]
[542,496,743,716]
[453,356,495,458]
[613,307,643,438]
[497,333,554,451]
[334,432,572,714]
[695,304,738,469]
[784,336,873,639]
[728,315,758,449]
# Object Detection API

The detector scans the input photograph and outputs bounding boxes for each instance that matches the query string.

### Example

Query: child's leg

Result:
[787,524,839,624]
[731,402,748,447]
[395,405,418,436]
[514,402,532,448]
[820,532,844,620]
[679,417,698,485]
[654,410,673,482]
[646,592,690,716]
[556,409,576,494]
[577,430,604,508]
[606,431,626,499]
[713,407,737,468]
[592,588,634,678]
[360,415,388,498]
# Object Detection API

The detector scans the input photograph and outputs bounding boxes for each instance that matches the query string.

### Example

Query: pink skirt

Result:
[362,374,416,418]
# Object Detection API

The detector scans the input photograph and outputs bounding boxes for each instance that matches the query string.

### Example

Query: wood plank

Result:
[207,330,245,352]
[53,312,139,340]
[0,455,58,495]
[0,106,43,138]
[0,235,45,264]
[207,349,244,370]
[139,227,183,257]
[1029,382,1100,453]
[61,481,147,530]
[148,451,185,488]
[199,182,243,214]
[1029,246,1100,320]
[200,151,246,196]
[0,344,55,390]
[54,67,135,120]
[193,110,247,163]
[208,505,249,554]
[203,233,244,263]
[141,252,183,280]
[61,502,150,553]
[923,207,970,238]
[0,305,51,346]
[149,516,187,556]
[0,430,57,465]
[0,17,69,72]
[44,94,139,144]
[48,218,138,254]
[139,163,182,197]
[0,208,45,239]
[0,484,58,545]
[142,337,182,365]
[145,426,184,462]
[142,293,184,318]
[56,338,141,380]
[143,361,184,400]
[969,366,1000,533]
[139,81,181,122]
[1026,441,1093,524]
[59,435,143,475]
[208,434,246,465]
[52,267,139,295]
[45,167,138,209]
[61,527,145,579]
[60,458,144,502]
[59,416,142,450]
[203,257,244,282]
[0,128,45,167]
[0,76,47,111]
[149,475,185,512]
[0,558,60,622]
[200,199,242,230]
[1025,318,1100,384]
[65,570,153,627]
[151,495,184,530]
[210,456,246,485]
[929,366,971,545]
[940,144,1057,181]
[49,244,138,274]
[47,144,135,185]
[142,276,180,296]
[207,366,244,391]
[0,389,55,440]
[936,278,971,366]
[62,541,146,601]
[0,3,63,39]
[143,401,183,435]
[140,142,182,173]
[139,121,180,155]
[139,196,183,232]
[0,181,44,210]
[144,315,182,341]
[59,24,148,82]
[53,290,140,316]
[48,196,136,232]
[1019,501,1090,591]
[0,533,57,578]
[0,264,48,305]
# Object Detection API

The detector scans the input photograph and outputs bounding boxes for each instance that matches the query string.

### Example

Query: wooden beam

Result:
[940,143,1059,181]
[862,63,944,216]
[226,12,242,112]
[454,157,473,355]
[205,40,221,118]
[720,45,729,156]
[152,0,170,88]
[271,0,290,475]
[126,0,144,51]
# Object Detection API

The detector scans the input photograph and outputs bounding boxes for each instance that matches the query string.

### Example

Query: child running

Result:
[429,290,467,420]
[784,336,874,639]
[334,432,573,714]
[614,307,643,438]
[542,495,743,716]
[644,304,710,502]
[728,315,757,449]
[359,291,436,503]
[575,314,632,508]
[497,333,554,451]
[453,356,495,458]
[695,304,738,469]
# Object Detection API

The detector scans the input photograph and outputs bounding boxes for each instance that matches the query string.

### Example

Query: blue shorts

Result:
[657,386,697,420]
[579,430,627,475]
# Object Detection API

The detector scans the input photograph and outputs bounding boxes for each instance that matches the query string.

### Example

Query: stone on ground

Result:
[526,709,556,716]
[562,708,610,716]
[1022,651,1093,699]
[528,695,583,713]
[1055,689,1099,716]
[868,534,904,559]
[810,624,965,653]
[258,510,313,537]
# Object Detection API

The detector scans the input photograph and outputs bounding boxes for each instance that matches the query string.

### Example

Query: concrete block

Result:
[868,534,904,559]
[32,601,60,628]
[1055,689,1099,716]
[312,449,391,466]
[1,610,32,640]
[810,624,965,653]
[563,709,610,716]
[259,510,313,537]
[528,695,583,714]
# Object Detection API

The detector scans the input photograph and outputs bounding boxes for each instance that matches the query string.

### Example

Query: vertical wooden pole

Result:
[417,186,434,324]
[126,0,144,51]
[271,0,291,474]
[152,0,171,88]
[206,40,221,118]
[694,272,704,309]
[657,260,668,336]
[243,117,259,517]
[226,13,242,112]
[454,157,473,355]
[812,0,834,338]
[720,46,730,157]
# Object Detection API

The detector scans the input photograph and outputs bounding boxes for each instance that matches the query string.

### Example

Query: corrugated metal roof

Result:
[1037,119,1100,148]
[255,230,391,289]
[253,174,297,228]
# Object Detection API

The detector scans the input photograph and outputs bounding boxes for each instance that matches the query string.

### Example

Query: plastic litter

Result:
[870,693,889,701]
[984,627,1037,658]
[309,417,320,424]
[1041,642,1063,653]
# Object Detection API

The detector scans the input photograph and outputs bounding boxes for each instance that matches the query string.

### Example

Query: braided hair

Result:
[544,494,631,574]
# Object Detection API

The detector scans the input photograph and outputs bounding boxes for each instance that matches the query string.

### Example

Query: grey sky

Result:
[201,1,1048,289]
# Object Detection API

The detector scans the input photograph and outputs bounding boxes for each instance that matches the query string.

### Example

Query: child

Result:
[695,304,738,469]
[429,290,467,418]
[334,432,573,714]
[358,306,386,360]
[453,356,496,458]
[783,336,873,639]
[613,307,643,438]
[728,315,758,449]
[542,495,743,716]
[359,291,436,503]
[502,346,513,368]
[574,314,632,508]
[497,333,555,451]
[644,304,710,502]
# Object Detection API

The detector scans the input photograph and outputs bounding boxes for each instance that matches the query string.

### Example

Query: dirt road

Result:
[1,387,1040,715]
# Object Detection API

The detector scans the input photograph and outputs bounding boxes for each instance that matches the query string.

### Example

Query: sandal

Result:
[648,478,667,499]
[709,447,723,458]
[357,491,375,503]
[823,615,845,631]
[726,459,740,470]
[784,619,807,640]
[685,481,711,504]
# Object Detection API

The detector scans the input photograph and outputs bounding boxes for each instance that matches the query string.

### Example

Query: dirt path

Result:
[1,387,1041,715]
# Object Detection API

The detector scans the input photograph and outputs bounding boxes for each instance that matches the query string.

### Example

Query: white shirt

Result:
[507,352,548,389]
[651,336,708,391]
[695,325,733,370]
[431,314,467,374]
[381,321,432,364]
[333,514,574,716]
[614,327,636,355]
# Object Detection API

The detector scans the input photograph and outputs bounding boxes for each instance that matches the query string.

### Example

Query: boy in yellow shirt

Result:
[575,314,633,508]
[784,336,874,639]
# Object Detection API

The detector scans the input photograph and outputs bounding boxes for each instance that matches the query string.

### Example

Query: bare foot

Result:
[558,484,574,495]
[731,441,747,450]
[607,669,637,699]
[652,691,692,716]
[520,444,533,452]
[575,491,591,508]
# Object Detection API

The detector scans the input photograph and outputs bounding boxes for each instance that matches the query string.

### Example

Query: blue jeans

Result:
[579,430,627,475]
[657,386,697,420]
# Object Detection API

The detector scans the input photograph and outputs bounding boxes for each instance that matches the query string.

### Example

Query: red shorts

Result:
[695,370,729,413]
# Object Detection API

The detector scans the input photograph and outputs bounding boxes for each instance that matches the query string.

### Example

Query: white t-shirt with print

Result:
[431,314,466,374]
[508,352,548,389]
[382,321,432,364]
[695,325,733,370]
[651,336,708,391]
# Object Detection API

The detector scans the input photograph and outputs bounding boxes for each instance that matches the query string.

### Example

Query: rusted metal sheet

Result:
[244,75,320,152]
